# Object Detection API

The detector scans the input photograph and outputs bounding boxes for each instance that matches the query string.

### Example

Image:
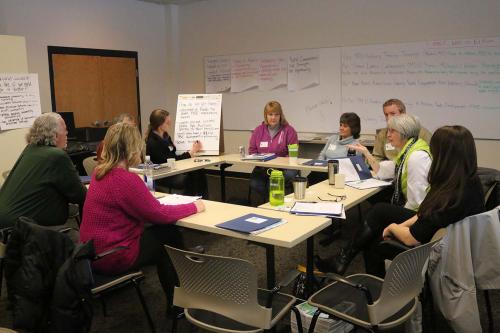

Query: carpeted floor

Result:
[1,174,499,332]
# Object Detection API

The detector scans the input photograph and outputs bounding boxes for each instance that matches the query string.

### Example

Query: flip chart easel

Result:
[174,94,223,156]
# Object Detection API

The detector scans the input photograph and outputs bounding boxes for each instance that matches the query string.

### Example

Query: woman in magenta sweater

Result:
[80,122,204,311]
[248,101,299,206]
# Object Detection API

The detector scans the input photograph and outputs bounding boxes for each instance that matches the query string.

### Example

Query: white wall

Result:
[0,0,169,134]
[170,0,500,169]
[0,35,29,186]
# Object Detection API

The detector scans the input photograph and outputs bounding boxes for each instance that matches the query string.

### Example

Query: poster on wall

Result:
[287,50,320,91]
[0,73,42,130]
[205,56,231,93]
[258,53,288,91]
[230,54,259,92]
[174,94,222,155]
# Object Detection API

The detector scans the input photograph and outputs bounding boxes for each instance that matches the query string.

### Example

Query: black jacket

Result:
[5,218,94,332]
[146,131,191,164]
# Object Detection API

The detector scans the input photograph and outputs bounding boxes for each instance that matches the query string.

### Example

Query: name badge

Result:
[260,141,269,148]
[385,143,395,151]
[328,144,337,151]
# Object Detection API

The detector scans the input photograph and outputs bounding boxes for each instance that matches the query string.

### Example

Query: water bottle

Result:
[268,169,285,206]
[144,155,155,194]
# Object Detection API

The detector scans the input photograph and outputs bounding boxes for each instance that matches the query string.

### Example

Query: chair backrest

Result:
[367,240,437,324]
[165,245,272,329]
[83,156,98,176]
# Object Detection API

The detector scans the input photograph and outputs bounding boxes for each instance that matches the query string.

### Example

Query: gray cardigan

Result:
[318,135,359,160]
[428,207,500,333]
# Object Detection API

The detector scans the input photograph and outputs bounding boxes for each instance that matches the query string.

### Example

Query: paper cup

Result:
[334,174,345,189]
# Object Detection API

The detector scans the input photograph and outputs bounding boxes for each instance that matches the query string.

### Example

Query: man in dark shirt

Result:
[0,113,86,228]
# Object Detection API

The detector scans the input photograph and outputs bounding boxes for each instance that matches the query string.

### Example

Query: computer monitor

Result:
[57,111,77,140]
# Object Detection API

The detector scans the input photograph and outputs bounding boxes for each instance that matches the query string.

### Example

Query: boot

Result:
[315,221,375,275]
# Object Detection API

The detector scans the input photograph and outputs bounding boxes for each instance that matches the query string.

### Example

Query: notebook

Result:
[216,213,285,234]
[290,201,343,217]
[241,153,277,161]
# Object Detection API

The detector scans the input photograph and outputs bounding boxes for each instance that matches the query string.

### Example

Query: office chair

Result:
[91,269,156,333]
[306,240,438,332]
[0,227,12,298]
[82,156,98,176]
[165,245,302,333]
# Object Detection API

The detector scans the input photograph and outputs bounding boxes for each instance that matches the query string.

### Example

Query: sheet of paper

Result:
[158,194,201,205]
[0,73,42,130]
[346,178,392,190]
[288,50,320,91]
[338,158,360,182]
[174,94,222,155]
[291,201,343,216]
[205,56,231,93]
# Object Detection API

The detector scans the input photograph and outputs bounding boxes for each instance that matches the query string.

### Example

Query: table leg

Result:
[306,236,314,297]
[265,244,276,289]
[218,163,231,203]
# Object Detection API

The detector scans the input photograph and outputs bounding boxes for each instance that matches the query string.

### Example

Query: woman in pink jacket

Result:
[80,122,204,313]
[248,101,298,206]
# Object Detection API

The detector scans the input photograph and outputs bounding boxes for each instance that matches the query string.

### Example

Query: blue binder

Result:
[216,213,283,234]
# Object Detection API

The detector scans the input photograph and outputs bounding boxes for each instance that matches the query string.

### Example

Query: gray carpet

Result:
[1,174,499,332]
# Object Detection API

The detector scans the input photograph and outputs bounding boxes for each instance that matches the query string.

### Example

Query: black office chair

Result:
[306,241,438,332]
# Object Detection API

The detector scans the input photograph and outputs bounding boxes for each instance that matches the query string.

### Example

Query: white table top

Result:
[259,179,381,211]
[168,197,331,248]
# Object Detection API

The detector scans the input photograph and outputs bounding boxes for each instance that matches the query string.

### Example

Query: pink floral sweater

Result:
[80,168,197,274]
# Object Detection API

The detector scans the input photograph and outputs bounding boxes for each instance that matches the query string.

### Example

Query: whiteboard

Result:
[220,48,342,133]
[342,37,500,139]
[209,37,500,139]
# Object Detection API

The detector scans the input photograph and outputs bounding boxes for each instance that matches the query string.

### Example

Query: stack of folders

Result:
[241,153,276,161]
[290,202,344,218]
[216,213,286,235]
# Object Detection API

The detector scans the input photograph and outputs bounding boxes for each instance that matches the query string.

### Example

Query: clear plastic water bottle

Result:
[268,169,285,206]
[144,155,155,194]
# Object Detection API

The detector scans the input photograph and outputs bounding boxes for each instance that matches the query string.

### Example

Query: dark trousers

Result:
[249,167,298,206]
[130,224,184,309]
[362,202,416,277]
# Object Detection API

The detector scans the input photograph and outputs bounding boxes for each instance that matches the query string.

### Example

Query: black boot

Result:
[315,221,375,275]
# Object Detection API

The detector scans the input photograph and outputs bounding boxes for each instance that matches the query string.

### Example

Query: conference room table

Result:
[259,179,382,294]
[131,154,382,295]
[130,154,328,202]
[158,192,331,296]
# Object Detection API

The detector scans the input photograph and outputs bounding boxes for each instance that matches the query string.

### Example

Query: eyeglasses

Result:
[317,193,346,202]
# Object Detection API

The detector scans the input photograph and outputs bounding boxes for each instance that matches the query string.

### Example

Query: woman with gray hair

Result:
[0,112,86,228]
[315,113,431,275]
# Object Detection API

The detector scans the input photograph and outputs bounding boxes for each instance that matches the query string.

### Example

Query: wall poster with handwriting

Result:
[0,73,42,130]
[174,94,222,155]
[205,56,231,93]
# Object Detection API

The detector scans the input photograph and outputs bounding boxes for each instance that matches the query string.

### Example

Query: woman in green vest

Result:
[315,114,432,275]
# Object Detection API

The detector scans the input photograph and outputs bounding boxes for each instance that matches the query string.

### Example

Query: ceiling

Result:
[138,0,206,5]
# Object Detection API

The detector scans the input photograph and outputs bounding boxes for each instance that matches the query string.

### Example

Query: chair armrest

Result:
[58,227,79,234]
[0,227,13,242]
[95,246,129,260]
[378,239,411,252]
[325,273,374,305]
[265,269,301,307]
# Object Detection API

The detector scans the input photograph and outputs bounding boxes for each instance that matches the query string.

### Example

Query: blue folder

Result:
[302,159,328,167]
[335,155,372,180]
[79,175,91,184]
[216,213,283,234]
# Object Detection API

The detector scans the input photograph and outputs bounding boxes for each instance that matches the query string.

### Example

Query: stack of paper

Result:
[216,213,286,234]
[290,202,344,217]
[158,194,201,205]
[241,153,276,161]
[346,178,392,190]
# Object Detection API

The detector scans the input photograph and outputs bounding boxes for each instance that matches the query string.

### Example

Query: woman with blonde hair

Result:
[80,122,204,312]
[248,101,299,206]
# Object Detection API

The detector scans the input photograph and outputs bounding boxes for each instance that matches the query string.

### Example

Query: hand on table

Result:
[194,200,205,213]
